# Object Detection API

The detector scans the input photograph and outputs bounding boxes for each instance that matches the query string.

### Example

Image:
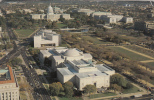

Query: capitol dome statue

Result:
[47,3,54,15]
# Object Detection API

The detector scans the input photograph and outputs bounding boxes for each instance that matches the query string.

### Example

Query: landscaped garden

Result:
[108,47,151,61]
[15,29,35,38]
[125,45,154,58]
[82,36,113,44]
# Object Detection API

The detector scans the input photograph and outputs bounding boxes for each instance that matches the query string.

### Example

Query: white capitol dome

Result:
[47,4,54,15]
[64,49,80,57]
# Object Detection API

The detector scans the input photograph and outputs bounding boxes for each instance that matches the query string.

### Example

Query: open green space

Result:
[146,62,154,67]
[89,92,116,99]
[123,85,141,94]
[59,97,82,100]
[15,29,35,38]
[125,45,154,58]
[108,47,151,61]
[83,36,113,44]
[57,23,67,28]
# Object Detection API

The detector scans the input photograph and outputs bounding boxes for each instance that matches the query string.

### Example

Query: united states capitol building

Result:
[31,4,72,21]
[40,47,115,90]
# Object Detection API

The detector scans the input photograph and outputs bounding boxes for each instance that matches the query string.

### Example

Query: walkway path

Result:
[140,60,154,63]
[90,77,149,100]
[119,46,154,60]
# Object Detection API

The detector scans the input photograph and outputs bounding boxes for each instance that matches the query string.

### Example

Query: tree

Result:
[49,82,64,96]
[11,58,22,66]
[126,82,133,89]
[64,81,73,88]
[110,84,122,93]
[63,81,74,97]
[83,85,96,94]
[44,57,51,66]
[111,74,127,88]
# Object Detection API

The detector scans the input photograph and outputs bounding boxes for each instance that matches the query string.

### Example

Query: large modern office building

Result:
[40,47,115,90]
[0,65,19,100]
[34,29,61,48]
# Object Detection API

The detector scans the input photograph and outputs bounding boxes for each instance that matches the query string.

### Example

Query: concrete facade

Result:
[34,29,61,48]
[39,47,115,90]
[0,66,19,100]
[134,21,154,35]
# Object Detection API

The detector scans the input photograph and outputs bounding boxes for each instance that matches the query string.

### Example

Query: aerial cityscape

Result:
[0,0,153,100]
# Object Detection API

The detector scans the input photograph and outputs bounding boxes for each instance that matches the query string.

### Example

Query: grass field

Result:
[125,45,154,58]
[59,97,82,100]
[89,92,116,99]
[146,62,154,66]
[57,23,67,28]
[123,85,140,94]
[15,29,35,38]
[108,47,151,61]
[82,36,113,44]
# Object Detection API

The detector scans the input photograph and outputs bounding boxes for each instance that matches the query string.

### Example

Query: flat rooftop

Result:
[0,65,15,84]
[95,64,114,72]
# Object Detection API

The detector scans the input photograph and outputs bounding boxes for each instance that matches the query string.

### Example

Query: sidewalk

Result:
[88,76,149,100]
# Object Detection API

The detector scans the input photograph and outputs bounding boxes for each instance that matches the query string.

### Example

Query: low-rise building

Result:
[147,13,154,18]
[134,21,154,35]
[73,9,95,16]
[39,47,115,90]
[0,65,19,100]
[75,9,133,24]
[34,29,61,48]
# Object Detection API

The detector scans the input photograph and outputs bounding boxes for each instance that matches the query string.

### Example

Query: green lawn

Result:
[15,29,35,38]
[123,85,141,94]
[57,23,67,28]
[146,62,154,67]
[89,92,116,99]
[125,45,154,58]
[59,97,82,100]
[82,36,113,44]
[108,47,151,61]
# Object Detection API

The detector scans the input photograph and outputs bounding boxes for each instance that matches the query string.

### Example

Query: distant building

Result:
[31,4,72,21]
[134,21,154,35]
[147,13,154,18]
[123,17,133,23]
[5,10,16,14]
[19,9,33,14]
[91,11,112,17]
[74,8,133,24]
[73,8,95,16]
[34,29,61,48]
[54,6,63,14]
[0,65,19,100]
[39,47,115,90]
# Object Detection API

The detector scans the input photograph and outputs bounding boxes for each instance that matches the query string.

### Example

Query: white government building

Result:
[0,65,19,100]
[31,4,72,21]
[40,47,115,90]
[74,9,133,24]
[34,29,61,48]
